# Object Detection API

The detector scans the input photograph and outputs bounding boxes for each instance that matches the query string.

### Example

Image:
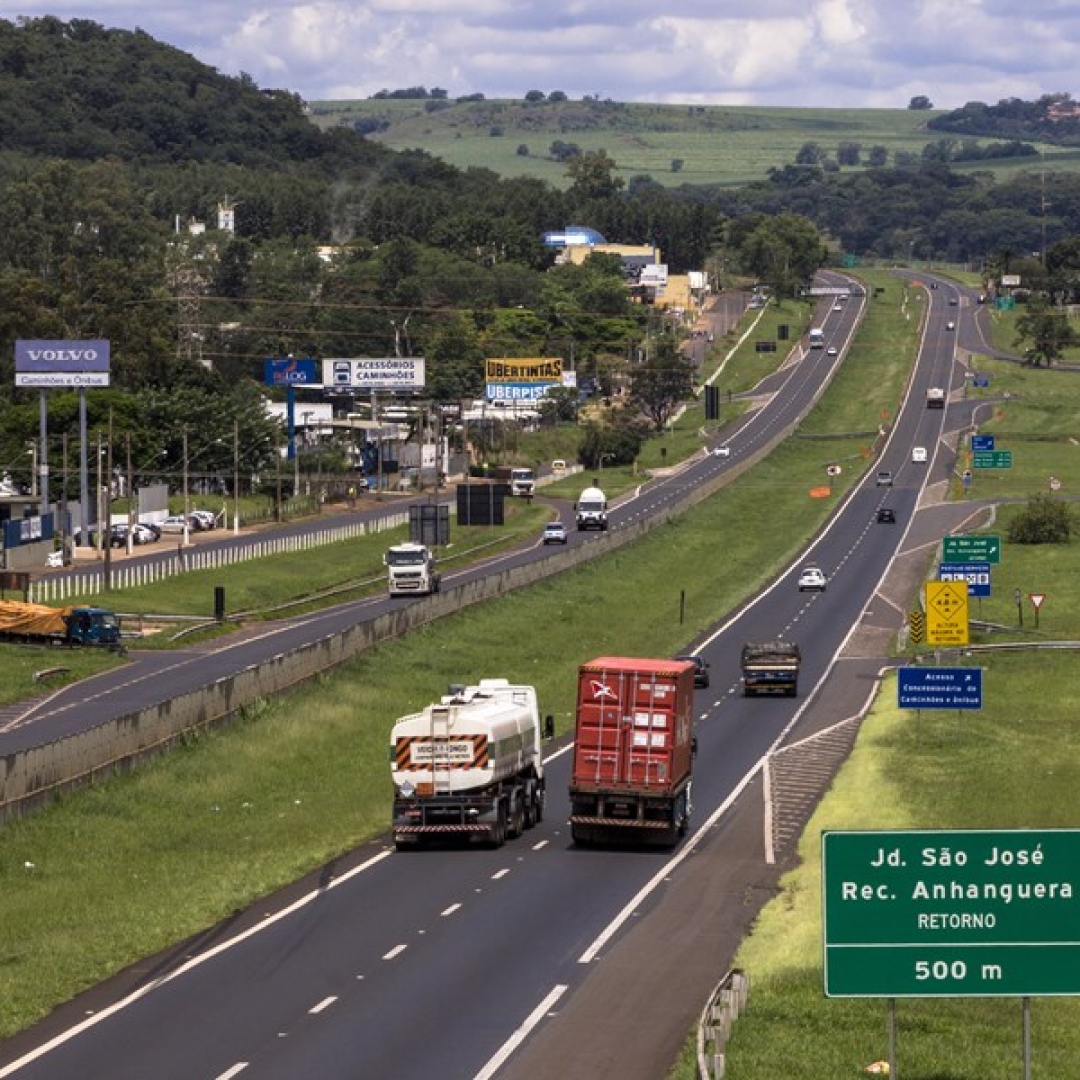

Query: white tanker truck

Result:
[390,679,554,850]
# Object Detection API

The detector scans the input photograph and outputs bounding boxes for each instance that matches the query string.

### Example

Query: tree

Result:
[1007,494,1073,543]
[566,150,624,199]
[795,142,825,166]
[909,95,934,110]
[1014,297,1078,366]
[837,142,861,167]
[524,90,546,103]
[628,340,694,432]
[735,213,827,300]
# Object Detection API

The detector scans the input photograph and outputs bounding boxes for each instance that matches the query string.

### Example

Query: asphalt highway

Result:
[0,275,997,1079]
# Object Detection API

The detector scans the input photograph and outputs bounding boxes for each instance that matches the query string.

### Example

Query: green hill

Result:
[307,96,1079,189]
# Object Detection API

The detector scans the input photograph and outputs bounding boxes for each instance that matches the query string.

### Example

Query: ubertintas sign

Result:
[15,340,111,388]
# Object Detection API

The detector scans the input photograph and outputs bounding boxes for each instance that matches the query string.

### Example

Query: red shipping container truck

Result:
[569,656,697,847]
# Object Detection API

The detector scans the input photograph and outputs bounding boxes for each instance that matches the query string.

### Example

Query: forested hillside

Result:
[3,17,1080,497]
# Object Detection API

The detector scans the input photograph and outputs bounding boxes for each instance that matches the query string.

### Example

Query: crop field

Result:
[308,98,1080,189]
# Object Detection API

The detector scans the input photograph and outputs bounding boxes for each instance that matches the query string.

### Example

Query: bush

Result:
[1006,494,1073,543]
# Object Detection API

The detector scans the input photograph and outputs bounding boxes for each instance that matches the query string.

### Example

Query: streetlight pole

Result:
[182,428,191,547]
[233,419,240,535]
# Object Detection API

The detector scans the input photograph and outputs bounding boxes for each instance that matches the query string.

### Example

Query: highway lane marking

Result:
[473,984,568,1080]
[491,869,510,880]
[309,996,337,1014]
[383,944,407,961]
[531,839,549,850]
[441,903,462,916]
[215,1065,248,1079]
[0,848,393,1078]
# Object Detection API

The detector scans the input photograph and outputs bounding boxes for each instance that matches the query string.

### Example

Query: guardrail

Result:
[28,513,409,604]
[696,968,750,1078]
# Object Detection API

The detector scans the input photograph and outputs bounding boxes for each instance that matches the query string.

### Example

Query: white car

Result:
[712,445,731,458]
[160,515,191,534]
[827,346,838,356]
[798,566,828,592]
[542,521,568,545]
[946,321,955,331]
[188,509,216,530]
[912,446,928,463]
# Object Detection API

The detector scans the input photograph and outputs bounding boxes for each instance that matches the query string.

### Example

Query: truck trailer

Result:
[390,679,553,850]
[741,640,801,697]
[384,542,441,597]
[569,656,696,848]
[0,600,121,647]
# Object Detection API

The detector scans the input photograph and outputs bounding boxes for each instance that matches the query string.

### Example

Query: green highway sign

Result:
[942,535,1000,564]
[823,830,1080,997]
[973,450,1012,468]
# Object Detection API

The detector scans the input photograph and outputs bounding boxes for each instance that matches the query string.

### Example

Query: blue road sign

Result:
[971,434,995,452]
[898,667,983,710]
[939,561,991,597]
[973,376,990,388]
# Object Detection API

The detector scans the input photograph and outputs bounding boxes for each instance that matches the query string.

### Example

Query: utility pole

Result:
[126,432,135,554]
[233,419,240,535]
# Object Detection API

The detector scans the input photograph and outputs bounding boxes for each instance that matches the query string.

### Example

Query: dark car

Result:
[876,507,896,524]
[677,654,710,689]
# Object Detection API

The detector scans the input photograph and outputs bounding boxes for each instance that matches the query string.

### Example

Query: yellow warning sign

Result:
[909,610,925,644]
[925,580,969,645]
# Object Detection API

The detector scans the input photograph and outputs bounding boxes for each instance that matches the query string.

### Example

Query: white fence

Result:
[29,512,410,604]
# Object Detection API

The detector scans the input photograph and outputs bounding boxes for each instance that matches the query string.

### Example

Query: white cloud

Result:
[5,1,1080,108]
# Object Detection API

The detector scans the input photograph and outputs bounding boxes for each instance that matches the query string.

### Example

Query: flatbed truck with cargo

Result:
[741,640,801,697]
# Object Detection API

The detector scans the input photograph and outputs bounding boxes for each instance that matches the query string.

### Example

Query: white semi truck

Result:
[575,484,608,531]
[384,542,441,597]
[390,679,554,849]
[509,467,535,497]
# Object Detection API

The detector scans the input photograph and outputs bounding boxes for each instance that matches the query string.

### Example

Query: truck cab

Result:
[385,543,441,597]
[67,606,122,646]
[575,485,608,531]
[509,468,535,498]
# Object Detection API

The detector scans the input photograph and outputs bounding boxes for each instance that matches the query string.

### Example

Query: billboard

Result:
[264,357,319,386]
[15,339,110,388]
[324,357,425,391]
[485,358,562,402]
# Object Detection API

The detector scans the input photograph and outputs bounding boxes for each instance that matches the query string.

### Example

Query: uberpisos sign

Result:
[15,339,111,388]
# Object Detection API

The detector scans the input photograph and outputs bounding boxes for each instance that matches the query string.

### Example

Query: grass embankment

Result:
[667,309,1080,1077]
[0,272,944,1040]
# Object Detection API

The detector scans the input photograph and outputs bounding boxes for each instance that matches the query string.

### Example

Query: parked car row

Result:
[160,510,218,534]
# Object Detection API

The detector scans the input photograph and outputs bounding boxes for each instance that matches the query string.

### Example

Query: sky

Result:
[4,2,1078,110]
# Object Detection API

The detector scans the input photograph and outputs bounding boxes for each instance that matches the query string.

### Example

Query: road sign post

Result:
[898,667,983,710]
[924,580,970,645]
[823,829,1080,997]
[939,562,991,597]
[942,536,1000,564]
[1030,592,1046,629]
[973,450,1013,469]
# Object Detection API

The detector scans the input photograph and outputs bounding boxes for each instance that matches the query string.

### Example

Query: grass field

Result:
[308,98,1080,190]
[3,274,1080,1068]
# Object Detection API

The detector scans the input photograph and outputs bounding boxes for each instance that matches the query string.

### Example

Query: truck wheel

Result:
[490,805,507,848]
[523,784,537,830]
[507,794,525,839]
[534,789,545,825]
